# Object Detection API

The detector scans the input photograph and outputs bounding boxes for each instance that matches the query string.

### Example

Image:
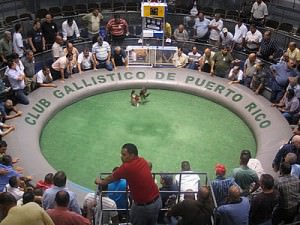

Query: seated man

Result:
[36,66,57,88]
[272,88,300,124]
[167,187,214,225]
[0,99,22,122]
[175,161,200,201]
[50,53,73,81]
[173,24,189,42]
[84,184,119,224]
[5,60,29,105]
[61,17,80,42]
[216,185,250,225]
[228,66,243,85]
[106,14,128,43]
[111,46,128,70]
[172,47,188,68]
[92,36,113,71]
[63,42,79,74]
[78,48,96,73]
[47,190,90,225]
[187,46,201,70]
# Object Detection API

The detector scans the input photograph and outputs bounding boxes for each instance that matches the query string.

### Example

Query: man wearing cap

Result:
[95,143,161,225]
[211,164,238,206]
[220,28,233,48]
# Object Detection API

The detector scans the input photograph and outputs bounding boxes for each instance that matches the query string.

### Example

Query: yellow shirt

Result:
[164,22,172,38]
[287,47,300,62]
[0,202,54,225]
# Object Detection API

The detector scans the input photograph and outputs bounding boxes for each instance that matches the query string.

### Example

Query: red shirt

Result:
[106,18,128,36]
[113,157,159,204]
[47,207,90,225]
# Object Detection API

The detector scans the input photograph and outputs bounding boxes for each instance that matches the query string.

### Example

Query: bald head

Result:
[55,36,63,44]
[228,185,241,202]
[248,53,256,63]
[292,135,300,149]
[204,48,211,57]
[288,42,297,51]
[285,152,298,164]
[197,186,210,202]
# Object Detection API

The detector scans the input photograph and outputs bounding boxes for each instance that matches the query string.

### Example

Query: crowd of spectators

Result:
[0,0,300,224]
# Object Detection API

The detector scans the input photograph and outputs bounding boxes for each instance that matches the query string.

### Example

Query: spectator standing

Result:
[251,0,268,27]
[245,24,262,52]
[62,18,80,42]
[95,143,162,225]
[257,30,278,61]
[92,36,113,71]
[12,24,24,58]
[175,161,200,201]
[208,13,223,46]
[250,62,266,95]
[193,12,210,41]
[36,66,56,88]
[249,174,278,225]
[173,24,189,42]
[106,14,129,43]
[21,50,36,93]
[111,46,128,70]
[27,19,45,54]
[232,151,260,196]
[216,185,250,225]
[82,8,103,41]
[270,59,298,103]
[243,53,260,87]
[47,191,90,225]
[42,171,81,214]
[220,28,233,48]
[41,14,58,49]
[272,162,300,224]
[211,163,238,207]
[232,18,248,50]
[211,46,234,78]
[0,31,13,64]
[5,60,29,105]
[52,36,64,61]
[287,42,300,65]
[78,48,96,73]
[172,47,188,68]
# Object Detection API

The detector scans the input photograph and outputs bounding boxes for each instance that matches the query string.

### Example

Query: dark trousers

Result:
[14,89,29,105]
[272,206,298,225]
[270,79,286,103]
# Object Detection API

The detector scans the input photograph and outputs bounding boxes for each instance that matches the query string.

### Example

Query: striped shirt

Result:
[275,174,300,209]
[106,18,128,37]
[92,41,111,61]
[260,38,278,59]
[211,176,237,206]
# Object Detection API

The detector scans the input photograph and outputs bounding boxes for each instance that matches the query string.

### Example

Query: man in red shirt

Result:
[96,143,161,225]
[106,14,128,43]
[47,190,90,225]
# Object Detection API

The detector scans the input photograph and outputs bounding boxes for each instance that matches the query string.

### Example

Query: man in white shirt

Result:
[50,53,73,81]
[36,66,56,88]
[232,18,248,50]
[175,161,200,201]
[193,12,210,41]
[78,48,96,73]
[208,13,223,46]
[62,18,80,42]
[52,36,64,61]
[220,28,233,48]
[13,24,24,58]
[251,0,268,26]
[92,36,113,71]
[172,47,188,68]
[187,46,201,70]
[228,66,243,84]
[245,24,262,52]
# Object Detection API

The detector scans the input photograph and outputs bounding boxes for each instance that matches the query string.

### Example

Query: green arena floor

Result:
[40,89,256,190]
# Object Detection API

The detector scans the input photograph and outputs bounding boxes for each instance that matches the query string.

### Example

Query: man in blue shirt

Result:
[270,59,298,103]
[0,155,20,192]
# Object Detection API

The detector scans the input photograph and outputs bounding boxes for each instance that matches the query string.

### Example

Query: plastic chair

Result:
[75,4,88,14]
[278,23,293,33]
[5,16,18,25]
[264,19,279,30]
[49,7,62,17]
[35,8,49,19]
[226,10,239,20]
[19,13,33,21]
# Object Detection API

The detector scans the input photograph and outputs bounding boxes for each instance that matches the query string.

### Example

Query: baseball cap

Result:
[215,163,226,175]
[222,28,228,33]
